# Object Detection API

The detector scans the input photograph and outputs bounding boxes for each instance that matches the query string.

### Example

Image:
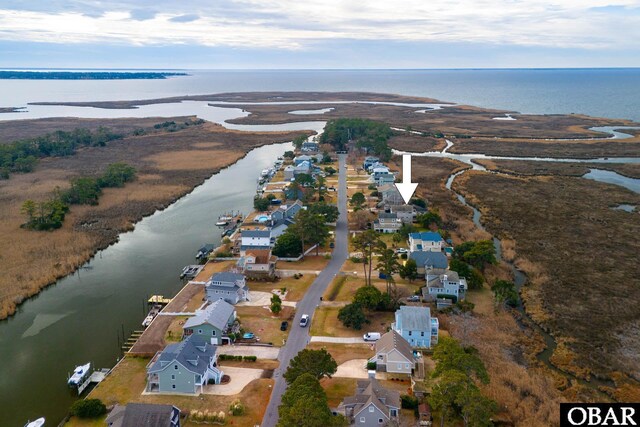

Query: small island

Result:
[0,71,188,80]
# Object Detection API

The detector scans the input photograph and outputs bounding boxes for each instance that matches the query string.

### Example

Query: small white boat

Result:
[24,418,45,427]
[142,314,154,328]
[68,362,91,387]
[215,220,228,226]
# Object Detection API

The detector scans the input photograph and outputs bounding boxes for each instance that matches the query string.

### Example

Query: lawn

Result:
[321,377,357,408]
[310,306,394,338]
[191,260,235,282]
[235,305,294,346]
[78,355,273,427]
[247,273,316,302]
[324,274,421,303]
[165,315,189,343]
[277,255,330,271]
[308,343,374,365]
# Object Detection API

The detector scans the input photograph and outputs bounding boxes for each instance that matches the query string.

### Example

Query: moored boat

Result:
[68,362,91,388]
[24,418,45,427]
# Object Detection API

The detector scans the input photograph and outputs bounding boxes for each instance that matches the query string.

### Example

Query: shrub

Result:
[243,355,257,362]
[229,399,245,415]
[215,251,233,258]
[400,394,419,409]
[70,399,107,418]
[366,361,377,370]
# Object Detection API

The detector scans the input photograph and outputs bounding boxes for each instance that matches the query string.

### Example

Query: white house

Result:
[373,212,402,233]
[205,272,249,305]
[422,270,468,302]
[408,231,444,252]
[240,230,271,254]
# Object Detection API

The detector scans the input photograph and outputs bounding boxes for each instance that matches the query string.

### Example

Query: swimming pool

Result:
[256,215,270,222]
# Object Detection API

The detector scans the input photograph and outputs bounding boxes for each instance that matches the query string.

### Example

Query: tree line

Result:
[319,118,393,161]
[21,162,136,231]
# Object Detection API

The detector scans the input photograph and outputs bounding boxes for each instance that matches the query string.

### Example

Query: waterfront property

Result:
[373,212,402,233]
[392,306,439,348]
[270,200,304,222]
[236,248,277,278]
[336,376,401,426]
[408,231,444,252]
[409,251,448,276]
[378,184,404,206]
[183,299,237,345]
[369,330,416,375]
[205,272,248,305]
[146,335,223,394]
[422,270,468,302]
[240,230,271,254]
[106,402,181,427]
[362,156,380,171]
[375,172,396,186]
[301,140,319,152]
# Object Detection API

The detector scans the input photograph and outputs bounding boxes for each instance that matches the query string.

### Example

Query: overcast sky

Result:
[1,0,639,69]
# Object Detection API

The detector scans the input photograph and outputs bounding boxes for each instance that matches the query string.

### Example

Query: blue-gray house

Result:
[146,335,223,394]
[183,299,237,345]
[409,251,448,276]
[392,306,439,349]
[205,272,248,305]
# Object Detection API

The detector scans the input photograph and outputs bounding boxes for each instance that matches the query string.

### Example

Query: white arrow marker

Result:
[395,154,418,204]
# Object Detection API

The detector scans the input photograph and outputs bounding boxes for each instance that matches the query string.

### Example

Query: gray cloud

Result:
[169,14,200,23]
[130,9,156,21]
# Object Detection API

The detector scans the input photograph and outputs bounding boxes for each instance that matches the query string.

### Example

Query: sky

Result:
[0,0,639,69]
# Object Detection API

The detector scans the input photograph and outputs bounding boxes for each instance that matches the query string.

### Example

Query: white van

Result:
[363,332,381,342]
[299,314,310,327]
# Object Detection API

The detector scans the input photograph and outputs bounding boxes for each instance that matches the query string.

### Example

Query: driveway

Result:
[237,291,296,307]
[334,359,370,379]
[262,154,349,427]
[203,367,264,395]
[218,345,280,359]
[309,336,367,344]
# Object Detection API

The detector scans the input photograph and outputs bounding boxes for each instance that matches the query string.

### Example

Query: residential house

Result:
[373,212,402,233]
[388,205,416,224]
[371,165,390,178]
[378,184,404,206]
[337,376,401,426]
[409,251,448,276]
[408,231,444,252]
[205,272,248,305]
[294,160,311,176]
[367,161,386,173]
[293,155,313,165]
[283,165,295,181]
[183,299,237,345]
[271,200,304,222]
[146,335,223,394]
[302,141,319,152]
[106,403,181,427]
[240,230,271,254]
[236,248,276,277]
[375,172,396,186]
[422,270,468,302]
[392,306,439,348]
[369,330,416,375]
[363,156,380,170]
[269,218,294,241]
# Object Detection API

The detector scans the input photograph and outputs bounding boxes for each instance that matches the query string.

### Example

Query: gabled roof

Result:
[409,231,443,242]
[183,299,235,330]
[242,230,271,238]
[245,248,273,264]
[378,212,398,219]
[389,204,415,213]
[341,377,401,420]
[106,403,178,427]
[210,271,245,284]
[148,335,216,376]
[409,251,448,269]
[395,306,433,332]
[378,183,399,194]
[284,165,295,171]
[375,330,414,363]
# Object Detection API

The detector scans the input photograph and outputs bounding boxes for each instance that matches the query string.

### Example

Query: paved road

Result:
[261,153,348,427]
[309,336,367,344]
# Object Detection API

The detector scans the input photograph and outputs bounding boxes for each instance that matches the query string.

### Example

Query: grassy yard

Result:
[219,358,279,370]
[183,288,206,312]
[277,255,330,271]
[164,315,189,343]
[324,275,422,302]
[308,343,374,365]
[247,273,316,302]
[236,305,294,346]
[77,355,273,427]
[192,260,235,282]
[321,377,357,408]
[310,306,394,337]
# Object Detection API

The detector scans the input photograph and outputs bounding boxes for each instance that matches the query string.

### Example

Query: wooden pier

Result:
[76,368,111,395]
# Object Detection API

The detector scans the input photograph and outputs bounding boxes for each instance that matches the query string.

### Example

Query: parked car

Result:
[407,295,421,302]
[299,314,310,327]
[395,248,408,254]
[363,332,381,342]
[280,321,289,331]
[329,242,335,248]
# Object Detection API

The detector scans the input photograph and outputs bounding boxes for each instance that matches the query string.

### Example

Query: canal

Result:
[0,141,292,426]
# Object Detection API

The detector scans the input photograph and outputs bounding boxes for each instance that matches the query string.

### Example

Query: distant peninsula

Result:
[0,71,188,80]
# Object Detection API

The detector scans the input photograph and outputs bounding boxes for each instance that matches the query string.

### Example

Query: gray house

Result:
[389,205,416,224]
[205,272,248,305]
[422,270,468,302]
[337,376,401,426]
[146,335,223,394]
[271,200,304,222]
[283,165,296,181]
[106,403,180,427]
[183,299,237,345]
[369,330,416,375]
[409,251,448,276]
[373,212,402,233]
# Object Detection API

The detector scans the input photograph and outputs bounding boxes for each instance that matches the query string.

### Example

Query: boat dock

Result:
[221,213,243,237]
[180,264,203,279]
[148,295,172,305]
[76,368,111,395]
